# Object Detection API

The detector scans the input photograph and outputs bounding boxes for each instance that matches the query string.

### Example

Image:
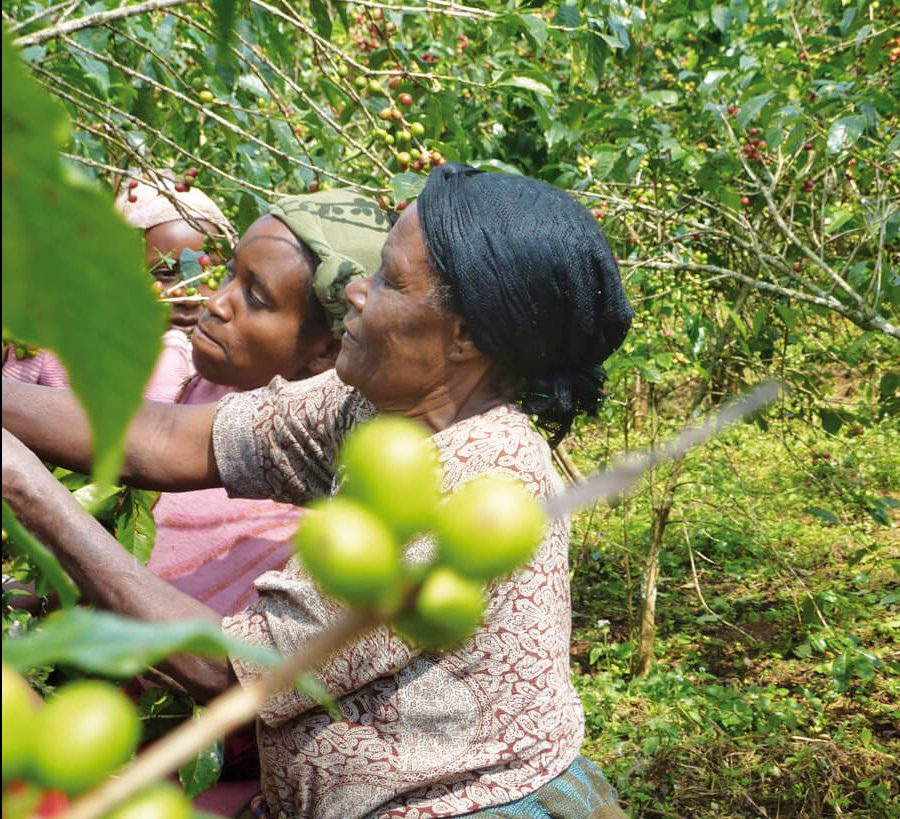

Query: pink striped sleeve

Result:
[36,351,70,388]
[2,350,70,388]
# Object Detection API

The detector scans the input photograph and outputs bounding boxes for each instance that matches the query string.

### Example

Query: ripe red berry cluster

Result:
[126,168,199,202]
[741,128,768,165]
[352,7,393,53]
[174,167,200,193]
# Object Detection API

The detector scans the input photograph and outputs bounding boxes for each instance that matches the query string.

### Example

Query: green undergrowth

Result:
[568,379,898,817]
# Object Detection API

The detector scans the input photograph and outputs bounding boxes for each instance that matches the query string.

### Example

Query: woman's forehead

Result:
[238,214,295,248]
[382,204,429,275]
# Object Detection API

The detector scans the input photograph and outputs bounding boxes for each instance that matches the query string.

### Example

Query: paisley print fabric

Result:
[214,370,585,819]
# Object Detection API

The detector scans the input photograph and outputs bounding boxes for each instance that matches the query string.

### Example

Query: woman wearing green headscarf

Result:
[4,188,390,817]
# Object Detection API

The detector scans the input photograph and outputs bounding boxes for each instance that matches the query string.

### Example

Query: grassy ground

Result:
[567,391,898,818]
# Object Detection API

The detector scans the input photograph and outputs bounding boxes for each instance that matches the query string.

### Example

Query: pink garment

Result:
[147,375,302,617]
[143,329,195,403]
[2,349,70,387]
[3,330,192,399]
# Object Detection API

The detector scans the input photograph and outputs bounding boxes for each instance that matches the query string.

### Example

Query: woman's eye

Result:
[376,268,396,289]
[245,287,266,308]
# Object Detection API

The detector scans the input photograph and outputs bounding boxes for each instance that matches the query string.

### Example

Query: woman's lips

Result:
[194,322,225,353]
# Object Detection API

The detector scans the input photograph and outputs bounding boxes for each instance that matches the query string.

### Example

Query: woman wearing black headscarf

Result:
[3,164,633,818]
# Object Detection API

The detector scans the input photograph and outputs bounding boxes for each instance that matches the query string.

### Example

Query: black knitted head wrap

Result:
[416,163,634,446]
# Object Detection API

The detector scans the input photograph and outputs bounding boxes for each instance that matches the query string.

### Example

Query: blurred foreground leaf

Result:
[2,608,279,676]
[1,30,164,484]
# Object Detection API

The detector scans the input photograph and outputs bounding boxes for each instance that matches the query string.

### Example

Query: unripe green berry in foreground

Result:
[31,681,140,794]
[295,498,401,606]
[435,476,548,581]
[339,416,441,540]
[103,783,191,819]
[2,663,39,784]
[419,567,485,628]
[394,568,486,651]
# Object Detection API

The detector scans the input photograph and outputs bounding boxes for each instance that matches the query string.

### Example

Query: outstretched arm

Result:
[1,429,232,702]
[1,379,219,491]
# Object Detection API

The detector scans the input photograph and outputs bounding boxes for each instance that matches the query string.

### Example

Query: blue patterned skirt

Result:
[466,756,627,818]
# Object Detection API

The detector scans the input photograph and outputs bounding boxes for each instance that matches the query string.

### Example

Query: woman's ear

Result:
[447,315,482,363]
[307,335,342,375]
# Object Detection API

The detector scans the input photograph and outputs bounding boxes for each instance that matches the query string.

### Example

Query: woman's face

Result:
[336,203,459,412]
[144,220,221,330]
[191,216,332,390]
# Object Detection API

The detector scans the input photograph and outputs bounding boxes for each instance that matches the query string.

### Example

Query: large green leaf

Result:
[391,172,427,202]
[496,76,553,98]
[2,31,165,484]
[179,713,224,799]
[826,115,865,155]
[2,608,280,676]
[116,488,160,564]
[736,92,775,129]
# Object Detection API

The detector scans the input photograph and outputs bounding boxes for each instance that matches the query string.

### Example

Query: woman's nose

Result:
[205,279,234,321]
[344,275,369,311]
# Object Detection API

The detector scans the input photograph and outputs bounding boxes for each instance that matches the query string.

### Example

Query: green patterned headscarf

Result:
[268,189,391,336]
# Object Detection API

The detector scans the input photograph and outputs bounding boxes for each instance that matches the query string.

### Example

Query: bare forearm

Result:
[2,379,221,491]
[3,458,231,701]
[2,380,94,472]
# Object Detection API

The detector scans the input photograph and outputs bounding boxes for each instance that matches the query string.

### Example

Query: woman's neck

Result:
[385,367,507,434]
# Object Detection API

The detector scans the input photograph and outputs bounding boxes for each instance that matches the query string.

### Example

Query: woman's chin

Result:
[191,346,226,384]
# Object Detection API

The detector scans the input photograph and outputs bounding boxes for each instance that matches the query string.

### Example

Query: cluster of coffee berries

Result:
[151,253,227,301]
[2,332,37,361]
[174,167,200,193]
[294,417,547,650]
[741,128,768,165]
[2,665,192,819]
[125,168,201,203]
[351,7,396,53]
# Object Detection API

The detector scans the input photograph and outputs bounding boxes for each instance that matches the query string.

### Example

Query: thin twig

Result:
[14,0,195,47]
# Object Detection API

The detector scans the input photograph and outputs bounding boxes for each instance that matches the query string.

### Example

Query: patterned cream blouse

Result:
[213,370,584,819]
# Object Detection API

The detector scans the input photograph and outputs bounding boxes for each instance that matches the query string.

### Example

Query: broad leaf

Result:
[710,6,733,33]
[826,115,865,155]
[2,32,165,484]
[309,0,333,41]
[391,172,427,202]
[116,489,160,563]
[806,507,839,524]
[179,712,224,799]
[554,3,581,28]
[496,76,553,98]
[71,482,122,518]
[211,0,237,61]
[2,608,280,676]
[736,93,775,129]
